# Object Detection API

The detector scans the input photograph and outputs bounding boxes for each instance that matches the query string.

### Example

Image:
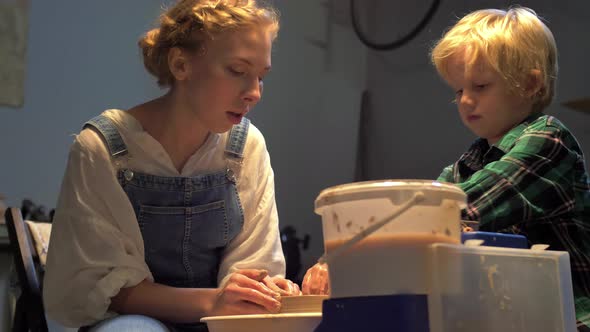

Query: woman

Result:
[43,1,299,331]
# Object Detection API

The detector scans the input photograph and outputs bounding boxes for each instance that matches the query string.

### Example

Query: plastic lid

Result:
[315,179,466,211]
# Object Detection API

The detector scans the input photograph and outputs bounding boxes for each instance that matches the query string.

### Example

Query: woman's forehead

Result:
[206,27,272,66]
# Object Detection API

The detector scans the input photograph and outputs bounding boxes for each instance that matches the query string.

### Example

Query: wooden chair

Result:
[4,207,49,332]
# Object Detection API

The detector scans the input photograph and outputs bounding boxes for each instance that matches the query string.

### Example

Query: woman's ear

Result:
[168,47,191,82]
[524,69,543,98]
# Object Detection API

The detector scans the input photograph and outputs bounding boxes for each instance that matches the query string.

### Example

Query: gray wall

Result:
[0,0,163,207]
[258,0,366,274]
[1,0,589,303]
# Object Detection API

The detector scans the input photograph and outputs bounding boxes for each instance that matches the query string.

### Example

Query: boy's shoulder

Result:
[518,113,584,153]
[522,114,575,136]
[493,113,578,154]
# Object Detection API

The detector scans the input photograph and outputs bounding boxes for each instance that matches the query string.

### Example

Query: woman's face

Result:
[177,26,273,133]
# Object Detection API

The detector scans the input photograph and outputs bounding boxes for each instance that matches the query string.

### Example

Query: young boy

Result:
[431,6,590,328]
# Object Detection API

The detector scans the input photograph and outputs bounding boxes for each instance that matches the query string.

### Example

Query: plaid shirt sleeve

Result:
[455,125,581,231]
[437,165,454,183]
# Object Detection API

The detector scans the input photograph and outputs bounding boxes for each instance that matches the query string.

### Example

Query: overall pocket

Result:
[138,200,227,285]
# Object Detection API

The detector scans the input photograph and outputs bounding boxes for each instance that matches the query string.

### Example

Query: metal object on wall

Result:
[350,0,441,51]
[354,90,371,182]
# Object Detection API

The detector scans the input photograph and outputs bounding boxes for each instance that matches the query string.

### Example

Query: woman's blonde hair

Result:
[431,7,558,111]
[139,0,280,87]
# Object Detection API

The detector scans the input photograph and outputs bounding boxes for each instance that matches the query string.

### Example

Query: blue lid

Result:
[461,231,528,249]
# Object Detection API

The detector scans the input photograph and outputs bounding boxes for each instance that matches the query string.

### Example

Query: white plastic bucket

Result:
[315,180,466,298]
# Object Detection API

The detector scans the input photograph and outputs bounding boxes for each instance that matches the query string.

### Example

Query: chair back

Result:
[4,207,49,332]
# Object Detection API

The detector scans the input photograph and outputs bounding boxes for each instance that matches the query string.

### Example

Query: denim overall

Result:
[82,115,249,332]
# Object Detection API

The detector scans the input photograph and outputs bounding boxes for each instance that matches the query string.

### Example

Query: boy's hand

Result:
[302,262,330,295]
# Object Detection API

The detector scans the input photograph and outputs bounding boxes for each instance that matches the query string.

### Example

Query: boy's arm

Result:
[456,127,581,231]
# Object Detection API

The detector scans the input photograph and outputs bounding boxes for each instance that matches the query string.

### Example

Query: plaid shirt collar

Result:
[457,112,544,174]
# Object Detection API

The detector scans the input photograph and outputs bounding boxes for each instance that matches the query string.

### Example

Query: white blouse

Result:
[43,109,285,327]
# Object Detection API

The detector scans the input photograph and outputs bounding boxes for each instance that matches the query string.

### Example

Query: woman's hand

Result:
[209,269,282,316]
[302,262,330,295]
[263,276,302,296]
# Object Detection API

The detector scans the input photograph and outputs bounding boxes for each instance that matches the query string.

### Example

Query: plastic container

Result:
[428,244,576,332]
[314,180,466,298]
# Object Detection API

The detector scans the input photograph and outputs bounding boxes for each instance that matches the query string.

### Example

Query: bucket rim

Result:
[314,179,466,212]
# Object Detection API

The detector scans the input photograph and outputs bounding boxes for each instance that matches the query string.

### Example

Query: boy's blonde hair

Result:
[139,0,280,87]
[431,7,558,111]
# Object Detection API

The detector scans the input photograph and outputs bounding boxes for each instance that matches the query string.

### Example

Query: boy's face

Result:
[445,50,534,145]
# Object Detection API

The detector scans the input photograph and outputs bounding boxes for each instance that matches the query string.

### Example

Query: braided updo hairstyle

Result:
[139,0,279,87]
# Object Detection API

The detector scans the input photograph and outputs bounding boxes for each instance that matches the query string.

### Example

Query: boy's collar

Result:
[457,112,544,173]
[492,112,544,153]
[457,138,488,173]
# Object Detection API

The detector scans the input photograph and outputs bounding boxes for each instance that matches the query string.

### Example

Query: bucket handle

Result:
[318,191,425,265]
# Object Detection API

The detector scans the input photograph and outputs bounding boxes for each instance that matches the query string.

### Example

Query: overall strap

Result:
[224,117,250,161]
[83,115,128,158]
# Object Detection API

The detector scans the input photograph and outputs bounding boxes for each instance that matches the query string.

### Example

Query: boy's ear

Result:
[524,69,543,98]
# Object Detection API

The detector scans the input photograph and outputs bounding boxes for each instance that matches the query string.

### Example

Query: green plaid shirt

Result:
[438,113,590,323]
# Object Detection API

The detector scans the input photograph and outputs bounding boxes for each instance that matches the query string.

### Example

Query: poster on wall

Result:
[0,0,28,108]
